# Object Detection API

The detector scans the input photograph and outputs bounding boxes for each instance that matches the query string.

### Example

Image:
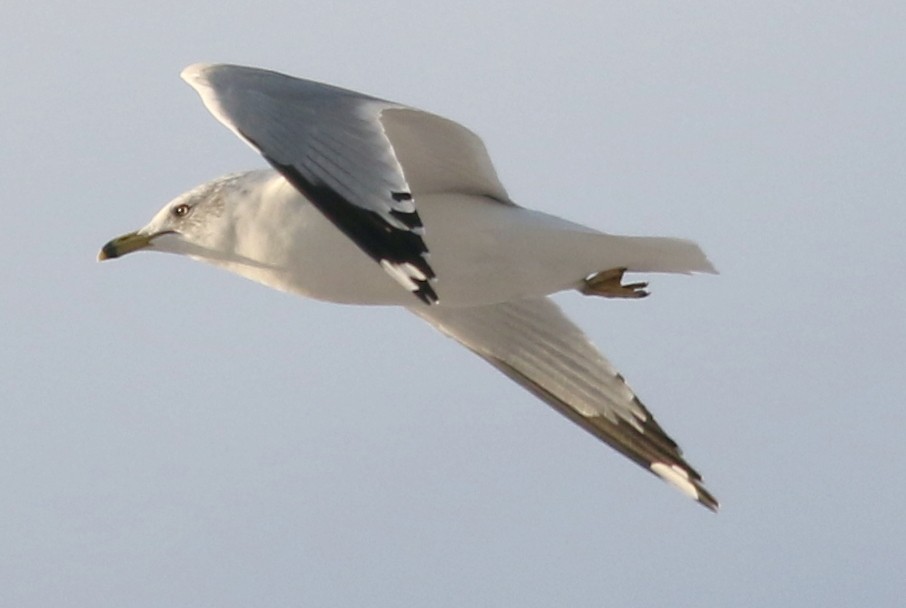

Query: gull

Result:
[99,64,719,510]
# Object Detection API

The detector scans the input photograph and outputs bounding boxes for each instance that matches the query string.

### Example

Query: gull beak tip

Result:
[97,245,114,261]
[97,231,153,262]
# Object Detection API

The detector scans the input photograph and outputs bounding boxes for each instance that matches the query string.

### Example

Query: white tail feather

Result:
[593,235,717,275]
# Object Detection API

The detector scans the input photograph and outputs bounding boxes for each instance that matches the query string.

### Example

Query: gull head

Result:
[98,173,255,264]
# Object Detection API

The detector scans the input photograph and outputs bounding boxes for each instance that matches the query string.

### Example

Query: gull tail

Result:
[594,235,718,276]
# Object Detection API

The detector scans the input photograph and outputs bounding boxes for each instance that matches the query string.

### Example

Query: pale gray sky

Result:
[2,2,904,606]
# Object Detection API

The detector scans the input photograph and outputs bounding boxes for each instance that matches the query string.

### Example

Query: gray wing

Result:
[413,297,719,511]
[181,63,509,305]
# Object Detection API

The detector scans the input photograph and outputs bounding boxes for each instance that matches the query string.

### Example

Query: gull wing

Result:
[412,297,718,511]
[181,63,509,305]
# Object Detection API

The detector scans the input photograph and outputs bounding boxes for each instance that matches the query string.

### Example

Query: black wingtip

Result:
[414,281,439,305]
[261,153,440,306]
[696,486,720,513]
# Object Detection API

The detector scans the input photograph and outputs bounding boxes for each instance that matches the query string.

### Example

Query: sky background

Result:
[3,2,904,606]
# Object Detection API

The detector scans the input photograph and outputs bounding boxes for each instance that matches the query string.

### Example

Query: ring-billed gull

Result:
[100,64,719,510]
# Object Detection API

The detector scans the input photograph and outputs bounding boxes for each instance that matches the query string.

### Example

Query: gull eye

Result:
[172,203,191,218]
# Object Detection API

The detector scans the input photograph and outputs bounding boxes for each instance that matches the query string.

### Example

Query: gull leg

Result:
[581,268,649,299]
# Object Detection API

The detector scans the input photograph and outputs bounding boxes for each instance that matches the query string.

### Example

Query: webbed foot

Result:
[581,268,649,299]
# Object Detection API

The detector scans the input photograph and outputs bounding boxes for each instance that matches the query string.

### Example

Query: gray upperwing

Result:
[182,63,438,302]
[379,107,511,203]
[412,296,719,511]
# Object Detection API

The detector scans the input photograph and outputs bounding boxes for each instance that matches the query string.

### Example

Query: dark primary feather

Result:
[264,152,438,304]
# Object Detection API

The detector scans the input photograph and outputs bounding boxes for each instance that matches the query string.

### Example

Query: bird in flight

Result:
[100,64,718,510]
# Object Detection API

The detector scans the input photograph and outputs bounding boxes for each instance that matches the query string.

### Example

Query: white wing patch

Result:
[650,463,702,502]
[381,259,432,294]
